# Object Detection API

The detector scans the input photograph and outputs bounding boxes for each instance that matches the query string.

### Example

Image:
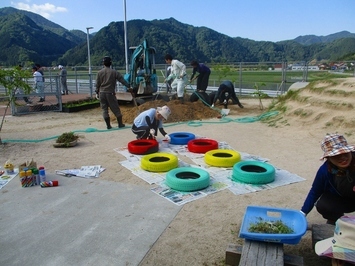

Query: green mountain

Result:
[0,7,354,67]
[293,31,355,45]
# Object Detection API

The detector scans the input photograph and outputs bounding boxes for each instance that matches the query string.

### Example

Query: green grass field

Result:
[47,66,353,91]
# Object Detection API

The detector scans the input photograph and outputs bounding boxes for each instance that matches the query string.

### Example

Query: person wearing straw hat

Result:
[300,133,355,225]
[315,215,355,265]
[131,105,171,141]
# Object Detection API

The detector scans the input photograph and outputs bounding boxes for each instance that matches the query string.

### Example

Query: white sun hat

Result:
[315,215,355,263]
[157,105,171,120]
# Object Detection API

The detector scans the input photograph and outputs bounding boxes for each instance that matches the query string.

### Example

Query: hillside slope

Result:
[268,77,355,132]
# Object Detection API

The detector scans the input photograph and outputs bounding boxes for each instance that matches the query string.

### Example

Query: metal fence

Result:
[2,61,354,115]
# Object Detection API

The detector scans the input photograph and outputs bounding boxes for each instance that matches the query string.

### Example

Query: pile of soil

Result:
[119,97,222,124]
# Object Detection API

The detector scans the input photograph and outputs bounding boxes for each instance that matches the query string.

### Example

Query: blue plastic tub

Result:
[239,205,307,244]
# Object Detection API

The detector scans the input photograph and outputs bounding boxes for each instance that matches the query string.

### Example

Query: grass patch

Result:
[63,98,99,108]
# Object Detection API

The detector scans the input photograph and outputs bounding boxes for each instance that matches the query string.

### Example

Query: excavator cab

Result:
[123,39,158,97]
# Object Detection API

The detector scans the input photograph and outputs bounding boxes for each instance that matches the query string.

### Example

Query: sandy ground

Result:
[1,78,355,266]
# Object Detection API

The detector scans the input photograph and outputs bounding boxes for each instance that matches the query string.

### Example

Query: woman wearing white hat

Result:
[131,105,171,141]
[300,133,355,225]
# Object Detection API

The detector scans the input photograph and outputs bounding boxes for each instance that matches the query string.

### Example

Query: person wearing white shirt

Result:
[32,66,44,102]
[164,54,187,103]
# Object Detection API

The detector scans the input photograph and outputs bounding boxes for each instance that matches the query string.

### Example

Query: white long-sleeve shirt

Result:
[166,59,186,81]
[33,71,43,84]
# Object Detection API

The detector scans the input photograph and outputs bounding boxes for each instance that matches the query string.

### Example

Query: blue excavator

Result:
[118,39,158,104]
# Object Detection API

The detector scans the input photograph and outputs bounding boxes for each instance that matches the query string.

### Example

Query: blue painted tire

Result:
[232,161,275,184]
[141,152,178,172]
[169,132,195,145]
[204,149,241,167]
[166,167,210,192]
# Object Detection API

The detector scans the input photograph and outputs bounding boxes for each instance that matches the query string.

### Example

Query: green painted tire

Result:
[166,167,210,192]
[204,149,241,167]
[232,161,275,184]
[141,152,178,172]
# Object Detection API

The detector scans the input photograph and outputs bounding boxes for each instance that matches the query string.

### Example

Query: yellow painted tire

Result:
[141,152,178,172]
[204,149,241,167]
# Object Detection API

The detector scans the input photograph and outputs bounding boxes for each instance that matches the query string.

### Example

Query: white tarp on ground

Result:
[116,140,305,206]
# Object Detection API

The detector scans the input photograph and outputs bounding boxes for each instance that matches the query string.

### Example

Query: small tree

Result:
[0,66,32,143]
[252,82,268,110]
[213,62,233,83]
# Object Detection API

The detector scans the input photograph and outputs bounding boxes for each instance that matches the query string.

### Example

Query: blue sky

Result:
[1,0,355,42]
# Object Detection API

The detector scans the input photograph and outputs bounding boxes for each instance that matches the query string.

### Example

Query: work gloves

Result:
[164,134,171,142]
[95,93,100,100]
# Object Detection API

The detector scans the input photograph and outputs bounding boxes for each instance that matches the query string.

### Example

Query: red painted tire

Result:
[187,139,219,154]
[128,139,159,155]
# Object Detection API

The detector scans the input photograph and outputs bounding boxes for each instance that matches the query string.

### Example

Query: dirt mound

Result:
[120,98,221,124]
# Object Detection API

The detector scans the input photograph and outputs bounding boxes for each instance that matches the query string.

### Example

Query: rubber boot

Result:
[178,97,184,104]
[117,116,125,128]
[104,117,112,129]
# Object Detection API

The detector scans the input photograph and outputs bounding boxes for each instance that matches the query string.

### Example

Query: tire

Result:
[169,132,195,145]
[187,139,218,153]
[232,161,275,184]
[204,149,241,167]
[128,139,159,155]
[141,152,178,172]
[166,167,210,192]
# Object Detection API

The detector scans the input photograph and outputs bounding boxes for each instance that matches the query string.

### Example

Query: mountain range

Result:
[0,7,354,67]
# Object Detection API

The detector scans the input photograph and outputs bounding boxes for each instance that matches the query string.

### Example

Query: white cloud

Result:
[11,1,67,19]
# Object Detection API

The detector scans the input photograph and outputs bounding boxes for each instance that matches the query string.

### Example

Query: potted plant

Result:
[53,132,79,148]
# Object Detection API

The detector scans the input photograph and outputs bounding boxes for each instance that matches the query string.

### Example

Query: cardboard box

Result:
[19,159,37,172]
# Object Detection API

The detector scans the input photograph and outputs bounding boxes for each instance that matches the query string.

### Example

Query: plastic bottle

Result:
[40,180,59,188]
[32,168,40,185]
[39,167,46,183]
